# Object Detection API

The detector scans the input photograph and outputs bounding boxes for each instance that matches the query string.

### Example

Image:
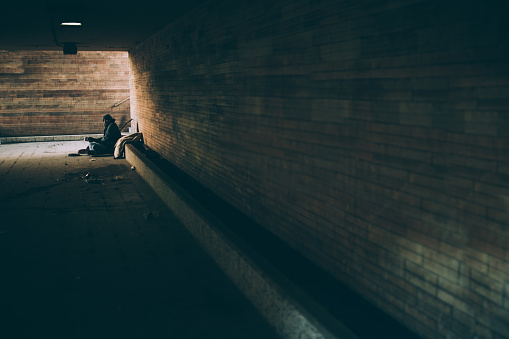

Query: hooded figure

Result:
[86,114,122,155]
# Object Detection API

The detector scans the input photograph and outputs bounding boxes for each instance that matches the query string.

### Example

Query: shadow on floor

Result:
[0,141,279,339]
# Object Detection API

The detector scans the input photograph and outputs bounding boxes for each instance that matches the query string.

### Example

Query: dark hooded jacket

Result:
[100,121,121,151]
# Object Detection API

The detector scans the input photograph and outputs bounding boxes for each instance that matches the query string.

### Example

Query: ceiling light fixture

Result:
[61,22,82,26]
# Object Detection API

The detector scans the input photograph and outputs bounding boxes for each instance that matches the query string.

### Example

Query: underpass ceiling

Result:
[0,0,201,51]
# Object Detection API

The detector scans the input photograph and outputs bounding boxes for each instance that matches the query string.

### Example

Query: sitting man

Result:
[85,114,122,155]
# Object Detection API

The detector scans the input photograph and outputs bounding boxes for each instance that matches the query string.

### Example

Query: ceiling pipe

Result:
[46,1,63,49]
[46,1,81,54]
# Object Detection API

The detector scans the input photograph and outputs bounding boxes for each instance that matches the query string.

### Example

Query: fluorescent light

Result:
[61,22,82,26]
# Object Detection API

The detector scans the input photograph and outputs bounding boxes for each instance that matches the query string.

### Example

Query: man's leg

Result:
[89,142,105,155]
[89,142,114,155]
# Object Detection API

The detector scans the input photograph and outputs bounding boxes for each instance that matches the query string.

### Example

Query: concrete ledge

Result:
[1,133,131,144]
[0,134,103,144]
[125,143,358,339]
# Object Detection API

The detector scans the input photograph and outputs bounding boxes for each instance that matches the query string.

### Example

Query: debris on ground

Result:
[82,172,104,184]
[85,178,103,184]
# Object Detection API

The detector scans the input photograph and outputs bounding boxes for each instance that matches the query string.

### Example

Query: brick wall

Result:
[0,51,130,137]
[129,0,509,337]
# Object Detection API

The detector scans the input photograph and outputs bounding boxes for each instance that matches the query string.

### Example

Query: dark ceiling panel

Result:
[0,0,203,51]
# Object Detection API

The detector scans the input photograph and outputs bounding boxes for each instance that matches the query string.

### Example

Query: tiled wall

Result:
[129,0,509,338]
[0,51,130,137]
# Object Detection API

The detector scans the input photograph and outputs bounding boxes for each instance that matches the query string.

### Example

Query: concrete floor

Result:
[0,141,279,339]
